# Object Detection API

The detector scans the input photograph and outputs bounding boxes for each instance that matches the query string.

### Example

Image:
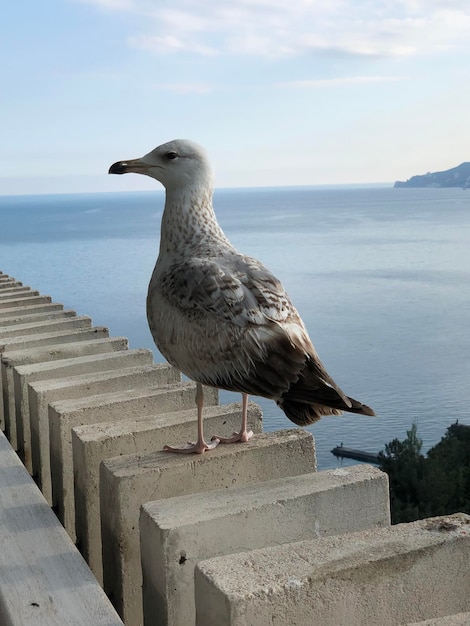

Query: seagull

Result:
[109,139,375,453]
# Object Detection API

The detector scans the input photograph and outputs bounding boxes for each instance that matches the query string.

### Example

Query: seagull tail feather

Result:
[278,395,375,426]
[277,354,375,426]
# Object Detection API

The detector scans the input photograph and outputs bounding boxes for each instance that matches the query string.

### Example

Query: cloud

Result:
[74,0,470,59]
[129,34,218,56]
[74,0,135,9]
[277,75,408,89]
[153,82,213,94]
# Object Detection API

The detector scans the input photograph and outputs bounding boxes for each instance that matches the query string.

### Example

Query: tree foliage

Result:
[378,422,470,524]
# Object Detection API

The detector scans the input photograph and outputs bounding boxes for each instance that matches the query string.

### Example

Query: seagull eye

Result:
[166,151,178,160]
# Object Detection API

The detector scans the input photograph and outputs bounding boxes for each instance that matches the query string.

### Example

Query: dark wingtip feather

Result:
[278,395,375,426]
[347,397,376,417]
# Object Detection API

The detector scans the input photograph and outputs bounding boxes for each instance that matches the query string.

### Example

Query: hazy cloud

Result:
[75,0,135,9]
[277,75,408,88]
[74,0,470,59]
[153,82,213,94]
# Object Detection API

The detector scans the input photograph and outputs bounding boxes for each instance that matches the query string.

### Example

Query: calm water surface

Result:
[1,186,469,469]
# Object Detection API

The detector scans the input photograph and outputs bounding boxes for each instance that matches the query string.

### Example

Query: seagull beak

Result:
[108,158,150,175]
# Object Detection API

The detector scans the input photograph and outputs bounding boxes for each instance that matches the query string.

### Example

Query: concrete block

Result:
[195,513,470,626]
[409,613,470,625]
[50,383,218,539]
[13,348,154,481]
[73,401,263,582]
[13,347,153,440]
[100,428,316,626]
[0,286,31,296]
[0,278,18,287]
[0,316,91,432]
[141,464,390,626]
[0,325,106,355]
[0,302,65,320]
[3,327,112,452]
[0,294,50,309]
[0,430,124,626]
[0,309,79,436]
[0,316,92,432]
[30,363,180,505]
[2,335,125,451]
[0,315,92,340]
[0,288,37,299]
[2,334,124,464]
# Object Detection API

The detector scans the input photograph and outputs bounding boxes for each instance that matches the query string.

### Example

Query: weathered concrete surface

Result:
[0,276,21,283]
[2,326,111,448]
[0,315,92,339]
[0,277,20,284]
[409,613,470,625]
[73,401,262,582]
[50,383,218,538]
[0,289,38,300]
[15,349,154,501]
[0,325,105,355]
[0,294,51,309]
[0,315,91,431]
[0,430,124,626]
[0,308,74,327]
[140,464,390,626]
[0,303,65,320]
[29,363,180,504]
[0,282,26,288]
[0,286,31,296]
[2,335,125,462]
[100,428,316,626]
[195,513,470,626]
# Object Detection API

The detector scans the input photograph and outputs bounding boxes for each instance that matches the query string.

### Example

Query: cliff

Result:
[394,162,470,188]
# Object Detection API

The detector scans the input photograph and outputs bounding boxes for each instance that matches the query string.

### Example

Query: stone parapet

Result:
[73,401,262,582]
[195,514,470,626]
[100,429,316,626]
[140,464,390,626]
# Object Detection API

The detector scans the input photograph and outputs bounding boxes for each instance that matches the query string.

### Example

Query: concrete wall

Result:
[1,269,469,626]
[28,359,164,503]
[3,335,129,453]
[195,514,470,626]
[73,401,262,583]
[100,428,311,626]
[140,464,390,626]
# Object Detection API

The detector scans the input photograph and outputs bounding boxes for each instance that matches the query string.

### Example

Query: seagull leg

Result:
[163,383,220,454]
[212,393,254,444]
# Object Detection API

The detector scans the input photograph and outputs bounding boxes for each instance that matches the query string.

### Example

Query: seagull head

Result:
[108,139,213,190]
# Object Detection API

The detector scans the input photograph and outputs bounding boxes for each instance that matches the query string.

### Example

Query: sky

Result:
[1,0,470,195]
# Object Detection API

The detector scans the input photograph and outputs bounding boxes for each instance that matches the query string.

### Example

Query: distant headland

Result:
[394,162,470,188]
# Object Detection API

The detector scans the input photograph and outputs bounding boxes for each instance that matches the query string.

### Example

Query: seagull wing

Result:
[161,253,296,328]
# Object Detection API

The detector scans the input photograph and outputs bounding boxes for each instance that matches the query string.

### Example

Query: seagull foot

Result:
[163,438,220,454]
[211,430,254,444]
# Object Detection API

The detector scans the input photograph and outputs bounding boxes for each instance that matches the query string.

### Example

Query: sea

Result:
[0,186,469,469]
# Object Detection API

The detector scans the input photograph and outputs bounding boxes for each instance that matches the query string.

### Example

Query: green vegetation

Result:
[378,422,470,524]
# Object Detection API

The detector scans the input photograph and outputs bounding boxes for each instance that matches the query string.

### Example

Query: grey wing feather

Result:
[161,253,295,327]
